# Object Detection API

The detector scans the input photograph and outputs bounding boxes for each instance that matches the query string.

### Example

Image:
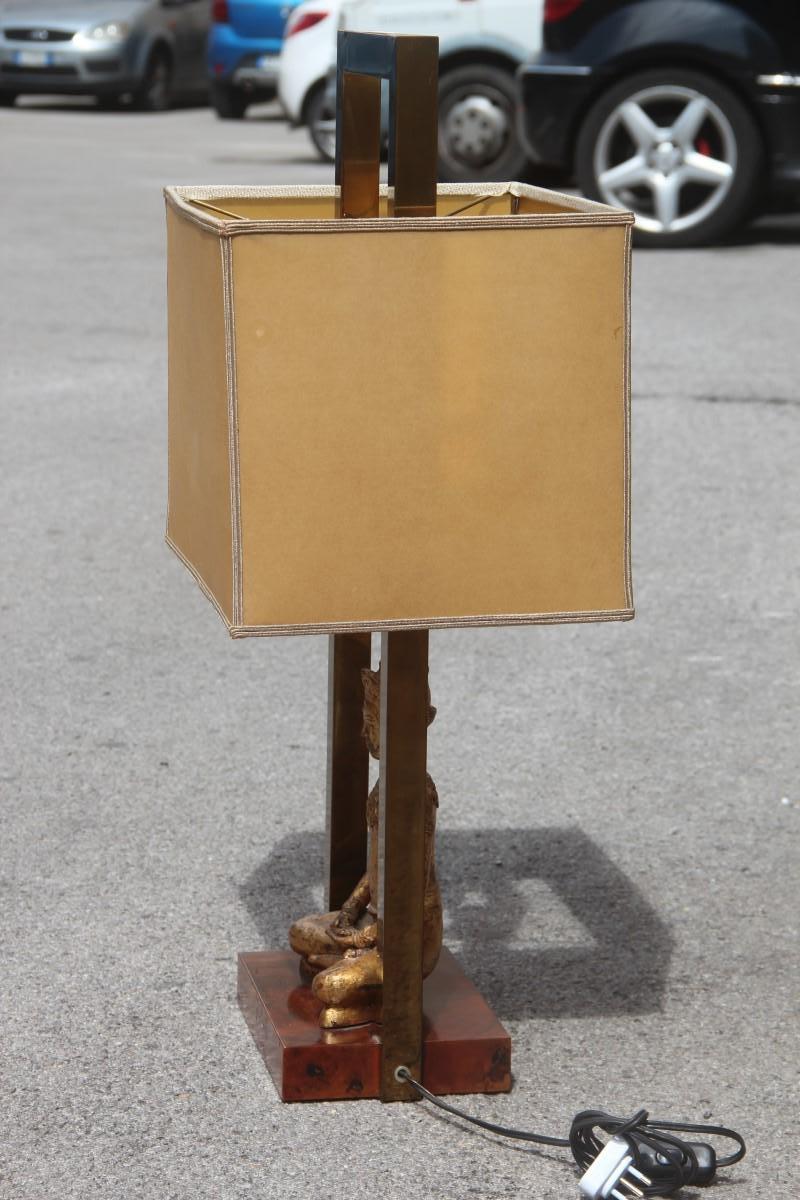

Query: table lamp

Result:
[165,31,633,1103]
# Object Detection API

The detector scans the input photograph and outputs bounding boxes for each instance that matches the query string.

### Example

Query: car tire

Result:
[0,92,17,107]
[133,48,173,113]
[305,85,335,163]
[437,65,529,183]
[212,82,248,120]
[575,67,764,248]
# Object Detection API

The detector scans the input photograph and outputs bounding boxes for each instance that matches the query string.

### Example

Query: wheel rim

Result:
[593,85,737,236]
[440,86,511,170]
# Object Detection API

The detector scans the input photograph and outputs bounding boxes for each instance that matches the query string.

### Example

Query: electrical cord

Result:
[395,1068,745,1198]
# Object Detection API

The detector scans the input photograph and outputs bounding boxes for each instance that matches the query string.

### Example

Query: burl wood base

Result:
[238,948,511,1102]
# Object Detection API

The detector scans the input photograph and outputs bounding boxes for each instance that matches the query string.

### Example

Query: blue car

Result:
[208,0,299,119]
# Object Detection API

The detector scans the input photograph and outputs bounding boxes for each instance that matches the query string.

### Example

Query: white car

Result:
[279,2,340,161]
[278,0,542,181]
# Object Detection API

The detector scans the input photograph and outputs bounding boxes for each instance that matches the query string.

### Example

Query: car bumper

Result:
[231,53,279,90]
[0,41,138,93]
[276,69,301,124]
[754,79,800,190]
[516,60,603,167]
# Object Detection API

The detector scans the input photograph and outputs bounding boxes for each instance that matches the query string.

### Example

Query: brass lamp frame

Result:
[335,31,438,220]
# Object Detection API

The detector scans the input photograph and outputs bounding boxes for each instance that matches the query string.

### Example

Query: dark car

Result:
[517,0,800,246]
[0,0,209,111]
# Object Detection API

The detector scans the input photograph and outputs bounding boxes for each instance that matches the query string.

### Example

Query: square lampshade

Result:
[165,183,633,637]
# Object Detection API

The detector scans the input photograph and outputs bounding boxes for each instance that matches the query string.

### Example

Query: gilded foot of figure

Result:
[313,948,383,1029]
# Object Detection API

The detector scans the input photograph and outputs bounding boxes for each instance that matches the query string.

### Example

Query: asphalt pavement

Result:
[1,98,799,1200]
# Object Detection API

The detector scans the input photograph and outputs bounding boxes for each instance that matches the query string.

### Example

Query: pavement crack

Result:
[635,391,799,408]
[694,392,799,408]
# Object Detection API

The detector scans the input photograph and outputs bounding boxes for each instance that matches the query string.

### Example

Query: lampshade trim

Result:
[622,222,633,611]
[227,609,636,638]
[164,184,634,239]
[220,237,244,625]
[165,534,232,629]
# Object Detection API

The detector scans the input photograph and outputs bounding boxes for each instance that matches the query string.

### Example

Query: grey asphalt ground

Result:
[2,98,799,1200]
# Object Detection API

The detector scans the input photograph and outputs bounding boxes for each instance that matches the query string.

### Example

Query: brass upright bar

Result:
[333,30,439,1101]
[336,71,381,220]
[391,38,438,218]
[377,629,430,1101]
[325,633,372,910]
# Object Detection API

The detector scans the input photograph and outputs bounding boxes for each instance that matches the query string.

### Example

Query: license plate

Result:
[15,49,52,67]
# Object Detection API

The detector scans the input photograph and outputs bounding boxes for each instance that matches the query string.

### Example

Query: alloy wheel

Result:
[593,85,737,236]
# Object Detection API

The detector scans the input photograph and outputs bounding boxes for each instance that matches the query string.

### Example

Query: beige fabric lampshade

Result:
[165,183,633,637]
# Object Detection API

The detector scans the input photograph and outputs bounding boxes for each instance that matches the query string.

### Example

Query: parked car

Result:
[0,0,209,110]
[277,2,338,158]
[208,0,301,119]
[517,0,800,247]
[279,0,543,182]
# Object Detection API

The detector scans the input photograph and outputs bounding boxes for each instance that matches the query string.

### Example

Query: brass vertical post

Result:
[390,38,438,218]
[377,629,429,1101]
[334,31,438,1100]
[325,632,372,910]
[336,71,382,220]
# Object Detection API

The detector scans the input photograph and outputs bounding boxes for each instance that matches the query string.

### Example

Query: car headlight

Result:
[74,20,131,46]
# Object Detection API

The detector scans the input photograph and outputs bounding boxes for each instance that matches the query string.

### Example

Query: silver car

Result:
[0,0,209,110]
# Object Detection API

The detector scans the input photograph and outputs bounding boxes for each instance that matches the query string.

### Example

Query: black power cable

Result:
[395,1069,745,1198]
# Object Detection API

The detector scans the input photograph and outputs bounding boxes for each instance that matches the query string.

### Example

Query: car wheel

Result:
[0,92,17,107]
[575,68,763,248]
[212,82,248,120]
[305,85,335,163]
[437,65,529,183]
[133,48,173,113]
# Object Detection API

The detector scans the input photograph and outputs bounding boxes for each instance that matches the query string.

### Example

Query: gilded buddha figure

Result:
[289,666,442,1029]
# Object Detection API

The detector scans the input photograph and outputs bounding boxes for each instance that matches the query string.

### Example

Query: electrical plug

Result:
[578,1135,652,1200]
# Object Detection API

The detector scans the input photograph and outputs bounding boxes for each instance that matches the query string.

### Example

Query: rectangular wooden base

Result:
[237,947,511,1102]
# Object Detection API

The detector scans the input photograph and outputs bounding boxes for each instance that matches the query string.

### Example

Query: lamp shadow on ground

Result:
[240,827,674,1021]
